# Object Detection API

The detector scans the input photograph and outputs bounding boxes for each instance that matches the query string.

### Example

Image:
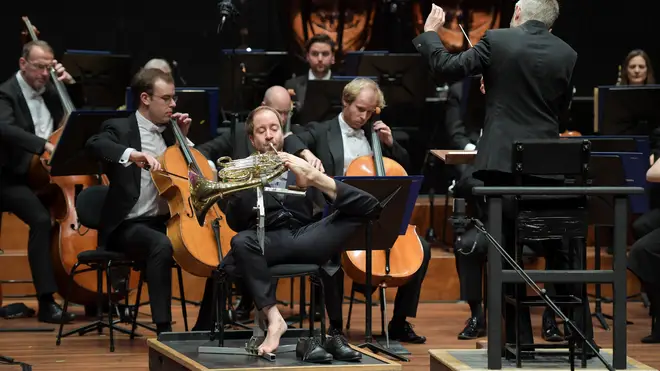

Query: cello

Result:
[20,17,111,306]
[152,118,235,277]
[342,108,425,288]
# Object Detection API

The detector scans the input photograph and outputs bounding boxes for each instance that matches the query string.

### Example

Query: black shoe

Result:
[458,317,486,340]
[388,320,426,344]
[541,316,563,342]
[38,301,75,324]
[641,316,660,343]
[323,334,362,362]
[235,299,254,321]
[296,337,333,363]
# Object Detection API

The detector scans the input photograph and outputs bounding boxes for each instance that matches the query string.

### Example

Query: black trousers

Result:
[478,171,594,344]
[0,180,57,298]
[629,208,660,290]
[107,216,173,324]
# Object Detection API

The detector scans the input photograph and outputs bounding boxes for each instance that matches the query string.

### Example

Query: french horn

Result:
[189,151,287,226]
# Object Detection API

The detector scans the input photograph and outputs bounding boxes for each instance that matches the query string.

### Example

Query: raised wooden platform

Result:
[147,332,402,371]
[429,349,657,371]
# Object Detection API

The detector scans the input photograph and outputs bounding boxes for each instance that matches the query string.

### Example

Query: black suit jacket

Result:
[286,116,411,177]
[0,74,82,177]
[85,113,177,247]
[446,80,482,150]
[414,20,577,180]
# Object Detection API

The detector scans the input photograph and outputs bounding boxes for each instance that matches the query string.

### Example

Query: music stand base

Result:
[0,327,53,332]
[198,343,296,362]
[357,342,409,362]
[57,320,136,339]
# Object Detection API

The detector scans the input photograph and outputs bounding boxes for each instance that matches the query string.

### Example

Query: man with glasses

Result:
[0,40,83,324]
[86,68,193,333]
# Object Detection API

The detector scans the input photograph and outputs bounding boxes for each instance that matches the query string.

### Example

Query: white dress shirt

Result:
[338,113,373,175]
[118,111,194,219]
[308,69,331,81]
[16,71,53,140]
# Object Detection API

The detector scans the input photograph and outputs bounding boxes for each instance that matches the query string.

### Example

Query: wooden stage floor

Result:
[0,300,656,371]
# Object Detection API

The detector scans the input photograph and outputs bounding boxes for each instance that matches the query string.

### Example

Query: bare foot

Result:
[257,316,288,355]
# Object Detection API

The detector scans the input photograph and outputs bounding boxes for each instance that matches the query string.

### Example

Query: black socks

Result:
[468,300,483,321]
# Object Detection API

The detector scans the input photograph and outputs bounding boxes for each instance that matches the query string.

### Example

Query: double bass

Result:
[20,17,110,305]
[342,108,425,288]
[152,118,235,277]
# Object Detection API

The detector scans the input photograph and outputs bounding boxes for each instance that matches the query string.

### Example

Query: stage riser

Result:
[0,205,643,302]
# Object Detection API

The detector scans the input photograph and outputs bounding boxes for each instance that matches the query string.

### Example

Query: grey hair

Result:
[144,58,172,73]
[517,0,559,28]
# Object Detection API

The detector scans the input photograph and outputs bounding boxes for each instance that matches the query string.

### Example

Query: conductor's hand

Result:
[299,149,325,172]
[424,4,446,33]
[52,59,75,84]
[129,151,161,171]
[278,152,319,189]
[374,121,394,147]
[171,112,192,136]
[43,141,55,155]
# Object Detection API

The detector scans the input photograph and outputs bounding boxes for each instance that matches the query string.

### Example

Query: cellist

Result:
[85,68,193,334]
[287,77,430,344]
[0,40,83,324]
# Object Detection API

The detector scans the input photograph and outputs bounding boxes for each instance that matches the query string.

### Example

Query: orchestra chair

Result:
[210,263,327,345]
[56,185,188,352]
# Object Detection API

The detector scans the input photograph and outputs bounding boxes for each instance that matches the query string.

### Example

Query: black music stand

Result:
[61,50,133,110]
[333,175,423,362]
[597,85,660,135]
[297,77,378,125]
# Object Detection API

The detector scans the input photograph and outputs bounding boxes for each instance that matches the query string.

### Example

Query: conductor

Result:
[413,0,595,356]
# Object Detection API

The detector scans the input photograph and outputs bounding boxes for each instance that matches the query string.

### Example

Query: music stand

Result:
[356,53,431,107]
[597,85,660,135]
[61,50,133,110]
[332,175,424,362]
[297,76,377,125]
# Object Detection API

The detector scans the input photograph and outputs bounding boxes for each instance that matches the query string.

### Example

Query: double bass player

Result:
[0,40,82,324]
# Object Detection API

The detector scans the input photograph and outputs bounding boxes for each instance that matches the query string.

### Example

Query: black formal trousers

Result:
[107,215,174,325]
[0,179,57,297]
[629,208,660,315]
[480,171,593,344]
[224,184,380,311]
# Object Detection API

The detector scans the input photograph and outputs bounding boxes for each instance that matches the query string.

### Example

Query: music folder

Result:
[48,110,132,176]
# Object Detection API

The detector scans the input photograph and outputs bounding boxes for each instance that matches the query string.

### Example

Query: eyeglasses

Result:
[152,94,178,104]
[26,60,50,71]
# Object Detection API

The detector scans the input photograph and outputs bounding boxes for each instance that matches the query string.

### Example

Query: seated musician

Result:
[218,105,379,358]
[618,49,655,86]
[85,68,194,334]
[287,77,430,344]
[0,40,83,324]
[191,85,324,329]
[629,159,660,343]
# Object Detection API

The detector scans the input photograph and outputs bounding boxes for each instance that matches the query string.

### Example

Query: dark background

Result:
[0,0,655,192]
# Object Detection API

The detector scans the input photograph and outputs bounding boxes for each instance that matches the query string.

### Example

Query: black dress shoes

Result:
[541,315,564,342]
[458,317,486,340]
[389,321,427,344]
[323,333,362,362]
[296,337,333,363]
[641,316,660,343]
[38,301,75,324]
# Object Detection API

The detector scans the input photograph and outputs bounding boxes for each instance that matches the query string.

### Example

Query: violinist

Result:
[416,0,596,355]
[0,40,82,324]
[287,77,430,344]
[85,68,193,334]
[217,105,378,360]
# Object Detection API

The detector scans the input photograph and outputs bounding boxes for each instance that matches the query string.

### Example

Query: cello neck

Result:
[21,16,75,116]
[170,118,201,173]
[370,121,386,177]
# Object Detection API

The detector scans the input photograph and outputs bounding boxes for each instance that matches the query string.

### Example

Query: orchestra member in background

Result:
[86,68,193,334]
[191,85,323,330]
[288,77,429,344]
[144,58,172,75]
[285,33,336,112]
[446,79,563,342]
[629,159,660,343]
[0,40,83,324]
[619,49,655,86]
[217,105,375,359]
[415,0,596,355]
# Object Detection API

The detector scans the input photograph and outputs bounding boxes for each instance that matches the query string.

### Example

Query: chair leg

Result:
[130,271,145,339]
[441,192,450,244]
[176,265,189,331]
[308,276,316,336]
[56,262,81,345]
[106,263,115,352]
[310,274,327,340]
[346,284,356,330]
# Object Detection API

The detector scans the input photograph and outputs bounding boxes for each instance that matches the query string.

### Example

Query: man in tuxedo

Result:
[218,105,376,360]
[415,0,593,353]
[287,77,430,343]
[0,40,83,324]
[285,33,335,112]
[86,68,193,334]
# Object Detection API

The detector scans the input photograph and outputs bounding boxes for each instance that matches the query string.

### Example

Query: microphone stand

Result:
[464,217,613,371]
